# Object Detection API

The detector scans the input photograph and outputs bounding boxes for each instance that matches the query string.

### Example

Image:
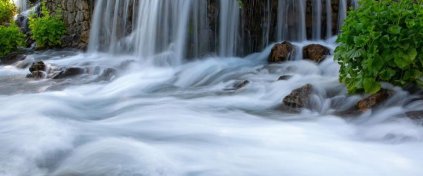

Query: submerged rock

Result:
[96,68,118,81]
[224,80,250,91]
[282,84,313,110]
[277,75,292,81]
[406,111,423,120]
[356,89,392,112]
[303,44,330,63]
[52,67,86,79]
[26,71,46,79]
[268,41,295,63]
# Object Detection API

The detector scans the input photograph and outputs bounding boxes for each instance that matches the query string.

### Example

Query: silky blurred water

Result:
[1,42,423,176]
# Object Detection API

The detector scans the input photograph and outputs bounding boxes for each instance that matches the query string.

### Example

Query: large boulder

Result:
[268,41,295,63]
[282,84,313,109]
[356,89,392,112]
[303,44,330,63]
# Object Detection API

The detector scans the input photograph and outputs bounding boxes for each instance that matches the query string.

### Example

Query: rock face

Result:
[303,44,330,63]
[268,41,295,63]
[283,84,313,109]
[46,0,92,49]
[356,89,392,112]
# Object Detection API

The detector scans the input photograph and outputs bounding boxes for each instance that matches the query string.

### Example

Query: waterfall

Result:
[338,0,347,32]
[13,0,27,11]
[312,0,322,40]
[218,0,240,57]
[89,0,198,65]
[325,0,332,39]
[88,0,351,61]
[276,0,307,41]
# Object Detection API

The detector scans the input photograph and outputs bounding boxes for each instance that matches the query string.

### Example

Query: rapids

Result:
[1,40,423,176]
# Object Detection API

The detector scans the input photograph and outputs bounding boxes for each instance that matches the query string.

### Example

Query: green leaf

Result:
[363,78,381,94]
[388,26,401,34]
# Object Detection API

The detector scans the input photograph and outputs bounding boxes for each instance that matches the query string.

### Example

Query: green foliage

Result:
[335,0,423,94]
[29,2,66,48]
[0,25,25,57]
[0,0,16,25]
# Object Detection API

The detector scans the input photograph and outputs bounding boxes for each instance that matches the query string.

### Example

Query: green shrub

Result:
[29,2,66,48]
[335,0,423,94]
[0,0,16,25]
[0,25,25,57]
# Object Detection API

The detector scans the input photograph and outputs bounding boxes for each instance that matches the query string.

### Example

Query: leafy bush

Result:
[0,0,16,25]
[29,2,66,48]
[0,25,25,57]
[335,0,423,94]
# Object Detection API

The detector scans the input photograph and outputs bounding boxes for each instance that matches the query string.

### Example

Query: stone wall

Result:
[45,0,91,49]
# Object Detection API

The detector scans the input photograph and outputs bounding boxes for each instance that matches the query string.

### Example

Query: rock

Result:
[0,53,26,65]
[282,84,313,109]
[356,89,392,112]
[225,80,250,91]
[29,61,46,72]
[406,111,423,120]
[277,75,292,81]
[268,41,295,63]
[96,68,117,81]
[303,44,330,63]
[52,67,86,79]
[26,71,46,79]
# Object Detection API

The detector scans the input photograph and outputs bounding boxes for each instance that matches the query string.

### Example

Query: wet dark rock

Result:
[268,41,295,63]
[52,67,86,79]
[97,68,117,81]
[26,71,46,79]
[224,80,250,91]
[29,61,46,72]
[0,53,27,65]
[303,44,330,63]
[356,89,393,112]
[406,111,423,120]
[282,84,313,109]
[277,75,292,81]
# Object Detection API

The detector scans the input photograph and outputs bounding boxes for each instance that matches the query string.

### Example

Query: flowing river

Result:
[1,40,423,176]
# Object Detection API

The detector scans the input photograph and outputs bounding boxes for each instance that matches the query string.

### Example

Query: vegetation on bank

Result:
[335,0,423,94]
[29,1,66,48]
[0,25,24,57]
[0,0,24,57]
[0,0,15,25]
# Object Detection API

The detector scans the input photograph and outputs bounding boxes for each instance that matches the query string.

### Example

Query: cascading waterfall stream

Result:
[89,0,196,65]
[276,0,307,41]
[218,0,240,57]
[338,0,348,32]
[325,0,333,39]
[13,0,27,11]
[312,0,322,40]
